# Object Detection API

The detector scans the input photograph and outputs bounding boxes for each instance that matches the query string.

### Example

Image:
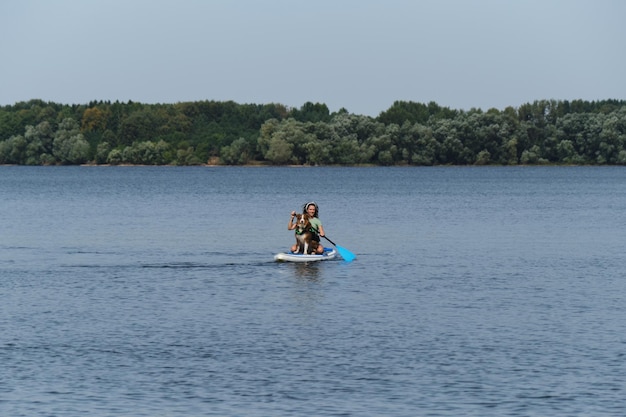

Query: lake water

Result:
[1,165,626,416]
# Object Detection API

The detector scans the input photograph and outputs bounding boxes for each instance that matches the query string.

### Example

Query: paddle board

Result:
[274,247,336,262]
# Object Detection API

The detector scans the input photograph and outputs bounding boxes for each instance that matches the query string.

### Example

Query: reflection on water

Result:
[291,262,323,281]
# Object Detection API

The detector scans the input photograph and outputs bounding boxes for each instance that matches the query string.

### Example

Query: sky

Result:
[1,0,624,116]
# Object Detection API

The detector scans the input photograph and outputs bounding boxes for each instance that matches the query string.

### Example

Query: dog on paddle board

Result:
[293,213,319,254]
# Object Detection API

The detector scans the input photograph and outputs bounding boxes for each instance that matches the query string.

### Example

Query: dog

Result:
[293,213,319,254]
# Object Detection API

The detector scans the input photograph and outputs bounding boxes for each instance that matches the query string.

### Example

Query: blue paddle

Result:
[322,236,356,262]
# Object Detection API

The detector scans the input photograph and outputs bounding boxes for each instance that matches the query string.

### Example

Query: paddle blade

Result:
[336,245,356,262]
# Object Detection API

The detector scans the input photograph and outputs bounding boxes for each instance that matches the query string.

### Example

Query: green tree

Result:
[475,149,491,165]
[0,135,27,164]
[265,137,294,164]
[257,118,281,157]
[556,139,583,164]
[520,145,542,164]
[53,118,90,164]
[332,138,362,164]
[290,102,331,123]
[220,138,251,165]
[303,139,331,165]
[95,142,111,164]
[175,147,202,165]
[118,109,158,146]
[502,138,519,165]
[24,121,54,164]
[378,100,456,125]
[107,148,123,165]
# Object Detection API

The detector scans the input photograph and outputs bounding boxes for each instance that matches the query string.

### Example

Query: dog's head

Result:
[294,213,312,233]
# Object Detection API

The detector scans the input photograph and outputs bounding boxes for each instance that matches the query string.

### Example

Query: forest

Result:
[1,98,625,166]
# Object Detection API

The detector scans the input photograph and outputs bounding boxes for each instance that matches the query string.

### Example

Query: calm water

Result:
[1,166,626,416]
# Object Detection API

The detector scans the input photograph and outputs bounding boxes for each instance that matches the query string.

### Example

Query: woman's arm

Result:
[288,211,296,230]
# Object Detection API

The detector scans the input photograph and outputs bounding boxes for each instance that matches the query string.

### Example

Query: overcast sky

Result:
[1,0,624,116]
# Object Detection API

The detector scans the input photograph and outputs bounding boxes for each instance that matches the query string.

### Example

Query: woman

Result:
[288,201,325,254]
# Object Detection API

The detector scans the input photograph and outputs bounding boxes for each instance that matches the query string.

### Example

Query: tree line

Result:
[1,98,625,166]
